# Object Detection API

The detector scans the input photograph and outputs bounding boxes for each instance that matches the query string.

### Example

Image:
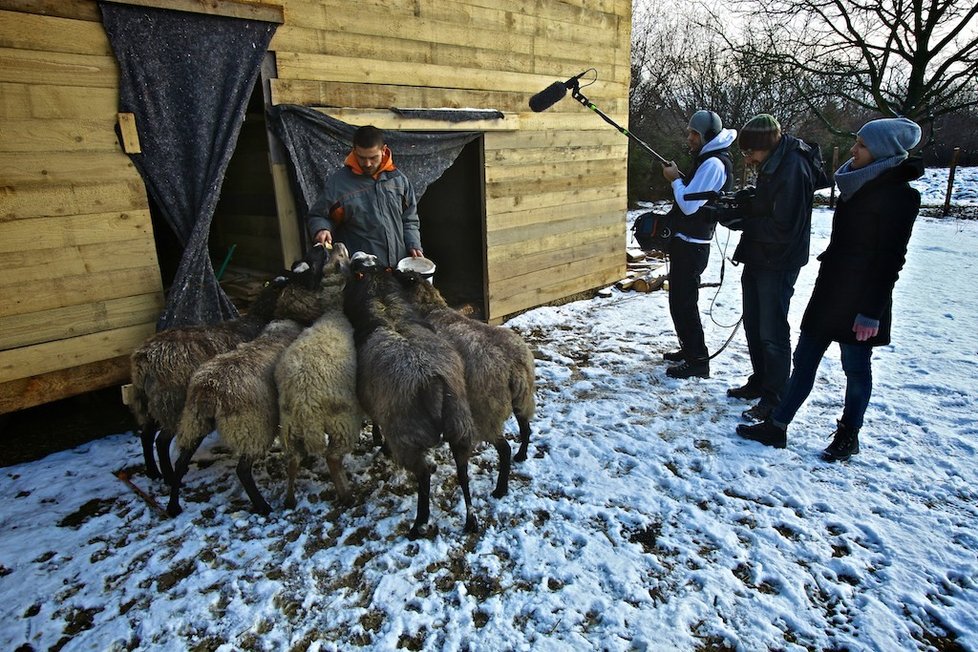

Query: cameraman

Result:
[660,110,737,379]
[730,114,828,420]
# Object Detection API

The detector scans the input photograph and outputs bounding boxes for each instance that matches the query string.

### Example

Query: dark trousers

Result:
[772,332,874,430]
[669,238,711,360]
[741,265,800,407]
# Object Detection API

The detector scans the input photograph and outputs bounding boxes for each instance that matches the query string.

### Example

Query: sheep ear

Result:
[350,251,379,273]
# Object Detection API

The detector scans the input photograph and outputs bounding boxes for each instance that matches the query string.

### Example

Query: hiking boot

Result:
[742,403,773,422]
[666,358,710,379]
[736,419,787,449]
[821,421,860,462]
[727,383,764,400]
[663,349,686,363]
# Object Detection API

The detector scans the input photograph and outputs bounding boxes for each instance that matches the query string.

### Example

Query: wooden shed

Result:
[0,0,632,415]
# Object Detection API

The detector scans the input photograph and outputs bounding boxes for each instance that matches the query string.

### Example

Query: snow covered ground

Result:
[0,169,976,651]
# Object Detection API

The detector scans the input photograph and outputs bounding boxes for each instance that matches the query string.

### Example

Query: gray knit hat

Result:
[688,110,722,142]
[738,114,782,151]
[857,118,921,159]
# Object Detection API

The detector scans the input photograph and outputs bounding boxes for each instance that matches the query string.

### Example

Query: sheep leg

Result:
[155,429,176,485]
[402,452,434,540]
[284,454,301,509]
[166,447,193,517]
[490,438,512,499]
[139,421,161,479]
[371,423,389,456]
[326,455,353,506]
[514,415,532,463]
[236,456,272,516]
[165,435,207,517]
[450,442,478,534]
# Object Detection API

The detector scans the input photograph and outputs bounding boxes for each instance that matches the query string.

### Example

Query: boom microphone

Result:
[528,71,588,112]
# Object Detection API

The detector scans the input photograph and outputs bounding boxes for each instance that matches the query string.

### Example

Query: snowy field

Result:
[0,170,975,651]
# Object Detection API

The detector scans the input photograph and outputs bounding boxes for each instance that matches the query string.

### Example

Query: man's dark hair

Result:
[353,125,385,149]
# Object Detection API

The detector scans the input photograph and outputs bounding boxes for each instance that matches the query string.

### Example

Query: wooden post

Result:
[260,52,303,268]
[829,146,839,208]
[943,147,961,217]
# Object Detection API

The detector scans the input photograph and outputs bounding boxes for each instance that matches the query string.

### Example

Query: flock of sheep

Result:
[128,243,536,539]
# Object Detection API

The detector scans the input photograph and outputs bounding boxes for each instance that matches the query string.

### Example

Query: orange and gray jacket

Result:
[307,146,420,267]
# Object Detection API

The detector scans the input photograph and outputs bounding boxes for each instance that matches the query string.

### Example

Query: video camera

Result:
[683,187,755,230]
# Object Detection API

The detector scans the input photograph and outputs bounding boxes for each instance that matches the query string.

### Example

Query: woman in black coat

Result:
[737,117,923,459]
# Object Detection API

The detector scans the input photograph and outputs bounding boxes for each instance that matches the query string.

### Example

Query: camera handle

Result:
[568,81,682,177]
[682,190,721,201]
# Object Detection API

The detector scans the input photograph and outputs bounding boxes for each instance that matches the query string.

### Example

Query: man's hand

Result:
[662,161,681,182]
[313,229,332,246]
[852,318,879,342]
[408,248,424,258]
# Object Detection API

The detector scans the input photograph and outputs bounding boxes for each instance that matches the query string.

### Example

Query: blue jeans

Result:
[771,332,874,430]
[741,266,800,407]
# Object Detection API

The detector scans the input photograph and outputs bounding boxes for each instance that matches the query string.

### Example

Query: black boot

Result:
[742,402,774,422]
[663,349,685,362]
[666,357,709,379]
[821,421,860,462]
[736,418,787,449]
[727,383,764,400]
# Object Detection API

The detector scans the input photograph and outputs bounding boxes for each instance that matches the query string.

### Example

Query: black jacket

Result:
[800,157,923,346]
[733,134,829,270]
[673,149,734,241]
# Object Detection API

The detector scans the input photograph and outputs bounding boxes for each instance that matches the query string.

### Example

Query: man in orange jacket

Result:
[307,125,423,267]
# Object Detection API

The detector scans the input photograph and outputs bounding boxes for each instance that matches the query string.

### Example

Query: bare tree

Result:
[720,0,978,126]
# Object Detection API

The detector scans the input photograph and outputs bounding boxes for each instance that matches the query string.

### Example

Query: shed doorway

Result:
[416,137,487,318]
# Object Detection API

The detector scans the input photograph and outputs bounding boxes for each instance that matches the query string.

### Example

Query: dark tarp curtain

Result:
[267,104,482,226]
[99,2,277,330]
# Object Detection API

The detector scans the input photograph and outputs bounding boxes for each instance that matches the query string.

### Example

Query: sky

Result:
[0,168,975,651]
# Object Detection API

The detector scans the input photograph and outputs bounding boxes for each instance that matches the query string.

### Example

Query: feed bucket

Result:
[396,256,436,284]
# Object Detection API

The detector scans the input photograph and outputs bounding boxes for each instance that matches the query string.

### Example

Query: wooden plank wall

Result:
[267,0,632,321]
[0,2,165,413]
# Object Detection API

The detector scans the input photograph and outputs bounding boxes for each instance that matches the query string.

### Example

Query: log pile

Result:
[606,248,669,294]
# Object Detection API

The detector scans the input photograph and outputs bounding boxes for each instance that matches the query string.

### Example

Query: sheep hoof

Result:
[283,496,297,510]
[463,515,479,534]
[513,451,528,463]
[166,503,182,518]
[252,503,272,517]
[408,523,438,540]
[143,465,161,481]
[491,487,508,499]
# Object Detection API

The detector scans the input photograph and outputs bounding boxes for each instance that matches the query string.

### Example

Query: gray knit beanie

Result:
[688,110,722,142]
[738,114,782,151]
[857,118,921,159]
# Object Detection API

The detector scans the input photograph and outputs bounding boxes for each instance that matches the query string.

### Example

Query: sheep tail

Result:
[176,386,215,450]
[440,380,475,456]
[509,366,536,420]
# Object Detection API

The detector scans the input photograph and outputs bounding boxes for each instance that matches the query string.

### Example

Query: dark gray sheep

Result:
[397,272,536,498]
[343,253,478,539]
[166,319,305,516]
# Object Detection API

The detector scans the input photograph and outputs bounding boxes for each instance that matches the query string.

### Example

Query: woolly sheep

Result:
[397,272,536,498]
[166,319,305,517]
[130,245,341,483]
[343,254,478,539]
[129,277,286,482]
[274,243,364,508]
